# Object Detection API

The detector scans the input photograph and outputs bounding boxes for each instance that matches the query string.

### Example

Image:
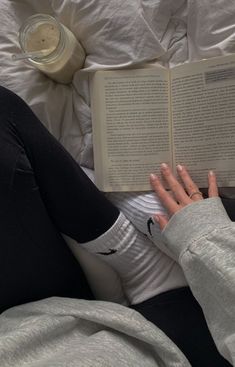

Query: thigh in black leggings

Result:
[0,86,119,313]
[132,287,232,367]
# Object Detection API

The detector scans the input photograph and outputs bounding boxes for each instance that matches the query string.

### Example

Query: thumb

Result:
[154,214,169,231]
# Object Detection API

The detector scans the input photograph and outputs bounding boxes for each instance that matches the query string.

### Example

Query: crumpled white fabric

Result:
[1,0,235,166]
[0,0,187,165]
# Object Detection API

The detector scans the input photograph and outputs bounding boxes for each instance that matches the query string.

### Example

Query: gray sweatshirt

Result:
[162,197,235,365]
[0,197,234,366]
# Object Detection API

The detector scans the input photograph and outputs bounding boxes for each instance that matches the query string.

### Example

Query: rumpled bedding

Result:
[1,0,235,300]
[2,0,235,166]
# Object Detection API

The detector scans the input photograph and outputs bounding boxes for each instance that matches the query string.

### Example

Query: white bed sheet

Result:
[1,0,235,303]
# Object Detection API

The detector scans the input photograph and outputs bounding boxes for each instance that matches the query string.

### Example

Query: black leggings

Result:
[132,287,232,367]
[0,86,232,367]
[0,86,119,312]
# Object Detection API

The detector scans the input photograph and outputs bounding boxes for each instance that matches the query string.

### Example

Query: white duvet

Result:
[1,0,235,301]
[2,0,235,165]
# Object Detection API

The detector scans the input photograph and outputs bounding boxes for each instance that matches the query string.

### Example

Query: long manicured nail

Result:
[160,163,168,170]
[177,164,183,172]
[150,173,158,182]
[154,215,160,223]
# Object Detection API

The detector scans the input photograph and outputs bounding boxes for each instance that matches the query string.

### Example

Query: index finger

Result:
[150,174,180,215]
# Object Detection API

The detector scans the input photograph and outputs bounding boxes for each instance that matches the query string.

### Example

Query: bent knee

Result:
[0,86,28,118]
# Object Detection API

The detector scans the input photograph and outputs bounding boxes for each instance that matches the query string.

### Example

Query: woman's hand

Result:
[150,163,219,230]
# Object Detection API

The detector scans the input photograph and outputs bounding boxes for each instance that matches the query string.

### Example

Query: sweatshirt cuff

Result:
[162,197,232,262]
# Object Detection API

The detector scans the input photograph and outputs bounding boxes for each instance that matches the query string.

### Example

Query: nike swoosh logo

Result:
[147,217,154,236]
[96,248,117,256]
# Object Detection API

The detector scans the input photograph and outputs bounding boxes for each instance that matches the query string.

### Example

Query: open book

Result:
[90,54,235,192]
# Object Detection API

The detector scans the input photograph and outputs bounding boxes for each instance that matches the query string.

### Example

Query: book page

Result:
[91,67,171,191]
[171,54,235,187]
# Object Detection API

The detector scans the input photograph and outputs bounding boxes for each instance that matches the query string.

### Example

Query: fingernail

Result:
[177,164,183,171]
[161,163,168,170]
[150,173,158,182]
[209,170,214,176]
[154,215,160,222]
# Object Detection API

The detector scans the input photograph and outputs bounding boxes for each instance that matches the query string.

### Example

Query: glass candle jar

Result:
[19,14,86,84]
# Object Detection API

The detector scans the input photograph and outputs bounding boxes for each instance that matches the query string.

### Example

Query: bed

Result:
[1,0,235,303]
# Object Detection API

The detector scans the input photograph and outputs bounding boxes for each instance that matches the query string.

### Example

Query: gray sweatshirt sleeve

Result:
[161,197,235,365]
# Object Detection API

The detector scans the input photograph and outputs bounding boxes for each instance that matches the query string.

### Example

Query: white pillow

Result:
[64,235,128,305]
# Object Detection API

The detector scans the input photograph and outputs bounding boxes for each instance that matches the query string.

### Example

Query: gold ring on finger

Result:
[189,191,203,199]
